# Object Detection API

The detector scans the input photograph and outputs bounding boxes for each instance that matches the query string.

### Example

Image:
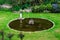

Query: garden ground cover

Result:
[0,11,60,40]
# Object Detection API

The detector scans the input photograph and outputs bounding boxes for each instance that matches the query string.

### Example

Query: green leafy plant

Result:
[46,4,53,11]
[32,5,46,13]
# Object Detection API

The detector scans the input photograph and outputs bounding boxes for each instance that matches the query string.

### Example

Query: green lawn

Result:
[0,11,60,40]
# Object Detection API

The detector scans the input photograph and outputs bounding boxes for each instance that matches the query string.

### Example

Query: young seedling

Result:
[0,30,4,40]
[18,32,24,40]
[7,33,14,40]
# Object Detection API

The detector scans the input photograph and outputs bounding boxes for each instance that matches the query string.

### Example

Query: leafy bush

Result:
[32,5,40,13]
[45,3,60,13]
[58,2,60,11]
[10,5,20,11]
[46,4,53,11]
[55,4,60,13]
[32,5,46,13]
[39,4,46,12]
[0,0,5,5]
[51,3,60,13]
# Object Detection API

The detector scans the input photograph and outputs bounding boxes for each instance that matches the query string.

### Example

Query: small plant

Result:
[0,30,4,40]
[7,33,14,40]
[18,32,24,40]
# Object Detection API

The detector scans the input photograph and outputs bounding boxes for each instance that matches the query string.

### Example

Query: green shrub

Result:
[32,5,46,13]
[46,4,53,11]
[57,3,60,13]
[0,0,5,5]
[10,5,20,11]
[39,4,46,11]
[32,5,40,13]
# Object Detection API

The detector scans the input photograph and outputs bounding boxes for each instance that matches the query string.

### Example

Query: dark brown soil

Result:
[9,18,53,32]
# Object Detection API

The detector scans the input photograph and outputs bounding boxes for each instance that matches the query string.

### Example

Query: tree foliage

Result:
[0,0,60,11]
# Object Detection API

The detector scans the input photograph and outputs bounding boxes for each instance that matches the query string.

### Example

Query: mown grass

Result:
[0,11,60,40]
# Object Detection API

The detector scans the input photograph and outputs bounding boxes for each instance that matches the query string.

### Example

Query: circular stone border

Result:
[7,18,55,32]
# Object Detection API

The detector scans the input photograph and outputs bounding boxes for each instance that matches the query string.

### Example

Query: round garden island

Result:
[9,18,53,32]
